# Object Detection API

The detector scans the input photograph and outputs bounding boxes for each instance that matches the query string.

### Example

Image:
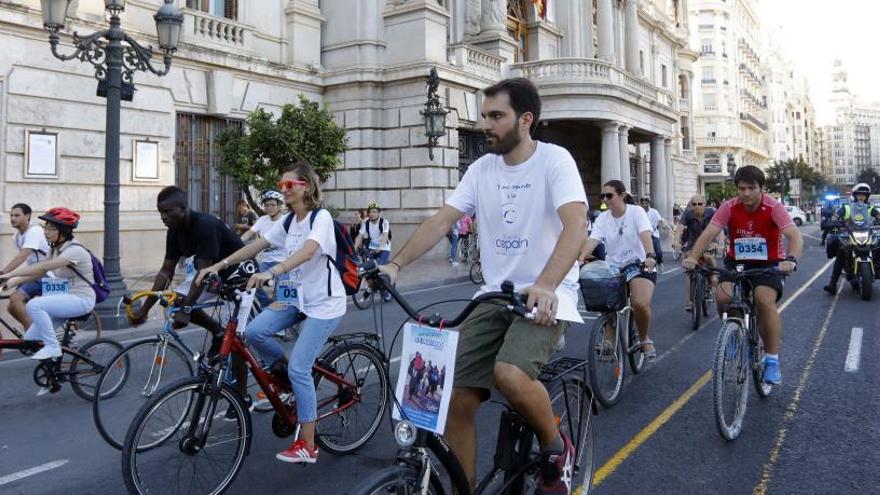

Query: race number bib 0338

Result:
[734,237,768,261]
[41,277,69,296]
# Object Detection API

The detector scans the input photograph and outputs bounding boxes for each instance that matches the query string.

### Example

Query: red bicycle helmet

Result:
[39,207,81,229]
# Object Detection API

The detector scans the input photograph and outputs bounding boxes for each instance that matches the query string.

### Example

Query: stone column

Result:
[480,0,506,34]
[651,136,667,217]
[624,0,640,73]
[597,0,615,62]
[582,0,595,58]
[665,138,674,218]
[619,125,632,191]
[557,0,583,57]
[601,123,621,185]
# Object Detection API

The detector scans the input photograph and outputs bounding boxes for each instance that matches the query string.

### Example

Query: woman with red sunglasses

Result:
[198,160,346,466]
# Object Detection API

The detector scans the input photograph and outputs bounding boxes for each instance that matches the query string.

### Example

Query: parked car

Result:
[785,205,806,226]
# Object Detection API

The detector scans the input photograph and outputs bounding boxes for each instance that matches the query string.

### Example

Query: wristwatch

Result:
[645,252,657,259]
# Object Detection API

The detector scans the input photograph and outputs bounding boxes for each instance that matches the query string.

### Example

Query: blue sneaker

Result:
[763,356,782,385]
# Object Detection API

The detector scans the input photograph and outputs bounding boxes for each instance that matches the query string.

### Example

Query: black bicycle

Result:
[353,248,381,309]
[696,265,789,441]
[686,255,716,331]
[469,260,484,285]
[353,263,597,495]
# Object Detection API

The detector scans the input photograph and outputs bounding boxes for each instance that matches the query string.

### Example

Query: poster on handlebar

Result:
[392,323,458,435]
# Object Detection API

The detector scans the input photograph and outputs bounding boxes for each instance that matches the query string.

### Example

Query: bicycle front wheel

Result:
[588,314,624,408]
[93,337,194,450]
[625,309,645,375]
[712,320,749,441]
[751,331,772,398]
[353,465,444,495]
[352,280,375,310]
[691,274,704,330]
[69,338,123,401]
[314,342,389,455]
[122,377,252,495]
[469,262,484,285]
[550,378,596,493]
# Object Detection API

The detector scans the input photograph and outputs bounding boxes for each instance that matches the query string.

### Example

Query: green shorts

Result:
[454,301,567,399]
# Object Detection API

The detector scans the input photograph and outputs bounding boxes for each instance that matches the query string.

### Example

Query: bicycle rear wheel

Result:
[550,378,596,493]
[93,337,194,450]
[691,274,704,330]
[588,314,624,408]
[314,342,389,455]
[353,465,444,495]
[69,338,123,401]
[469,262,484,285]
[69,310,103,338]
[122,377,251,495]
[712,320,749,441]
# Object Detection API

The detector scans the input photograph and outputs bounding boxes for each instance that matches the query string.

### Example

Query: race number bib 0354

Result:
[734,237,768,261]
[41,277,69,296]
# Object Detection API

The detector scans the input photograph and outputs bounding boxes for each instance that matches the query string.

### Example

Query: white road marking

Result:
[662,267,682,275]
[0,460,69,486]
[845,327,863,373]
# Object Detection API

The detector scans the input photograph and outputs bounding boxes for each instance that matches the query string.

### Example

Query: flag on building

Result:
[533,0,547,19]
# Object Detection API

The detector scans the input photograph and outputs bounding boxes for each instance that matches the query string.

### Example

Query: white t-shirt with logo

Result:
[359,219,391,252]
[645,208,663,238]
[590,205,653,265]
[14,224,50,265]
[446,141,588,323]
[263,210,346,320]
[250,214,286,264]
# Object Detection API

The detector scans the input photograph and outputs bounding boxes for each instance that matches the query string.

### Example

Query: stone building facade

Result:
[0,0,698,275]
[823,60,880,185]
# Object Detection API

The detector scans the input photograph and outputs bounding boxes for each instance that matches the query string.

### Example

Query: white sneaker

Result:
[36,387,52,397]
[30,345,62,360]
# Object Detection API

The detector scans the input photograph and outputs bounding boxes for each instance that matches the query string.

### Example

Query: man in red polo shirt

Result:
[683,165,803,384]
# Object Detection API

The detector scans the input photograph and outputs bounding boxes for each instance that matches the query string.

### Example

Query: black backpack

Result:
[364,218,392,242]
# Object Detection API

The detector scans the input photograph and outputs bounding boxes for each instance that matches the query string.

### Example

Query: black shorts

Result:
[720,259,784,301]
[630,271,657,284]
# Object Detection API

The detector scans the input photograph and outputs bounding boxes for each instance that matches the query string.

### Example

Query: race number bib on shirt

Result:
[275,279,299,306]
[41,277,69,295]
[734,237,768,261]
[184,256,196,280]
[368,238,381,250]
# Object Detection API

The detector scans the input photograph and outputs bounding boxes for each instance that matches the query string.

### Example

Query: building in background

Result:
[765,36,819,168]
[690,0,770,193]
[0,0,699,273]
[823,60,880,185]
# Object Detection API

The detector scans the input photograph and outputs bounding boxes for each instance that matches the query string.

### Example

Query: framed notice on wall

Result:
[133,139,159,181]
[25,130,58,177]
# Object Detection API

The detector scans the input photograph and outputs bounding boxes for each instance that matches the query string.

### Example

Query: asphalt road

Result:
[0,224,876,494]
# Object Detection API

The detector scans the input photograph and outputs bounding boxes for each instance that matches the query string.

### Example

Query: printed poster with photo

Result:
[392,323,458,435]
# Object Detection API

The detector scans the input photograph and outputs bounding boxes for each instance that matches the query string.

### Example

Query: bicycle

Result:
[696,265,788,441]
[685,248,718,331]
[354,264,597,495]
[469,260,484,285]
[581,261,648,408]
[121,273,390,495]
[0,301,119,400]
[352,248,380,309]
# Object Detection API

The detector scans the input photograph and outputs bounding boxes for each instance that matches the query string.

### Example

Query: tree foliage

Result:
[705,181,739,205]
[764,159,827,202]
[856,168,880,193]
[214,95,348,213]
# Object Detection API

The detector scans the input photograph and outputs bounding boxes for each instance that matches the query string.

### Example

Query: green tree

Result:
[764,158,827,202]
[705,181,738,205]
[214,95,348,214]
[856,168,880,192]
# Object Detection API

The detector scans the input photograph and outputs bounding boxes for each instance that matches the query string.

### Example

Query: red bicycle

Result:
[121,273,390,495]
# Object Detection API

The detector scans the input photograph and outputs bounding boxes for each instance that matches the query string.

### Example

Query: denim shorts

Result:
[18,281,42,299]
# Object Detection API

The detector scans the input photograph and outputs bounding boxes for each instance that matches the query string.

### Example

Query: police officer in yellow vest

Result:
[824,183,880,293]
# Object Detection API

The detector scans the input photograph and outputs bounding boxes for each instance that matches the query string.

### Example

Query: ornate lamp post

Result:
[40,0,183,328]
[421,68,449,160]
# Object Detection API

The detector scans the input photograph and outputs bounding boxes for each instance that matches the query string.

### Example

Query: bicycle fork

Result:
[142,337,172,397]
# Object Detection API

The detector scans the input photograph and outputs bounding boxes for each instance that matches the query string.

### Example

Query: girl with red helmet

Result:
[0,207,98,367]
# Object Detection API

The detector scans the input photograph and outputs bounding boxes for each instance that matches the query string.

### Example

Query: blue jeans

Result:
[449,234,459,262]
[245,305,342,423]
[375,250,390,265]
[651,236,664,265]
[256,260,279,308]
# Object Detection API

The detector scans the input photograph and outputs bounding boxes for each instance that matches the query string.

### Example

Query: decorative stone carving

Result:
[480,0,505,32]
[466,0,482,35]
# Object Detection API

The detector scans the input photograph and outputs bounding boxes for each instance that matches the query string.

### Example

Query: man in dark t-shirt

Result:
[131,186,249,402]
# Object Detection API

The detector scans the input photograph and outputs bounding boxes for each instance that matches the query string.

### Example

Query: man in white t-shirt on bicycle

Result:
[381,78,587,495]
[1,203,50,329]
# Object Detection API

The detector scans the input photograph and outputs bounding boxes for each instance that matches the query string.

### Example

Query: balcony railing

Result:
[449,44,503,79]
[702,78,717,84]
[184,8,252,50]
[511,59,674,109]
[740,111,768,131]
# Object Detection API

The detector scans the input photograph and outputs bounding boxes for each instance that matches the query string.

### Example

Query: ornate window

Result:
[187,0,238,21]
[507,0,530,62]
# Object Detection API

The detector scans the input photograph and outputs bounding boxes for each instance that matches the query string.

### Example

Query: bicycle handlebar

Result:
[359,260,532,328]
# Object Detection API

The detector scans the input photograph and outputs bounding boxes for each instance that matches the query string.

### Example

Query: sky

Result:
[759,0,880,125]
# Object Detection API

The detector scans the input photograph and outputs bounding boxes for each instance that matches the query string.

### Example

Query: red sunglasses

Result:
[277,179,308,190]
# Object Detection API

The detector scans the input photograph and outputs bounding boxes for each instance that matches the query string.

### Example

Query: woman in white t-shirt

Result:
[580,180,659,360]
[242,190,287,307]
[0,207,96,362]
[198,161,345,466]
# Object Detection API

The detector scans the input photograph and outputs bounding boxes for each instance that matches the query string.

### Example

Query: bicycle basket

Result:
[579,262,626,312]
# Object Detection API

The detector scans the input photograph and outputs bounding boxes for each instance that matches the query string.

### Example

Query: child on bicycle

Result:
[197,160,345,465]
[0,208,95,361]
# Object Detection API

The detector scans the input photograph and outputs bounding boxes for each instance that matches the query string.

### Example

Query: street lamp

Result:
[421,67,449,160]
[40,0,183,328]
[726,153,737,181]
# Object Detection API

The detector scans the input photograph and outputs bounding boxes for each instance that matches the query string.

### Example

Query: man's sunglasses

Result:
[277,179,308,190]
[601,193,615,200]
[690,202,704,206]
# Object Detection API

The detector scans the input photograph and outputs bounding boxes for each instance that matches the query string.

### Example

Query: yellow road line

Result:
[592,370,712,486]
[753,289,840,494]
[592,259,834,488]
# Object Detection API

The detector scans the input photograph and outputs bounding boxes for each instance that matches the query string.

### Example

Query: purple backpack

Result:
[64,242,111,303]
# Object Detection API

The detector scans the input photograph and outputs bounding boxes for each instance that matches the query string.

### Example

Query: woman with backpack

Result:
[196,160,346,466]
[0,207,97,360]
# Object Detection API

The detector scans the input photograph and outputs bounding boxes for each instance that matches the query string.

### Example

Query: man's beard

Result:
[486,127,522,155]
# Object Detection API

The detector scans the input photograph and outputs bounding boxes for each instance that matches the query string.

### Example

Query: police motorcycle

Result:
[829,217,880,301]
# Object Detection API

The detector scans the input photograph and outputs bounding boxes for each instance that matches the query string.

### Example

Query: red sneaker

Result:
[275,439,318,464]
[535,433,574,495]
